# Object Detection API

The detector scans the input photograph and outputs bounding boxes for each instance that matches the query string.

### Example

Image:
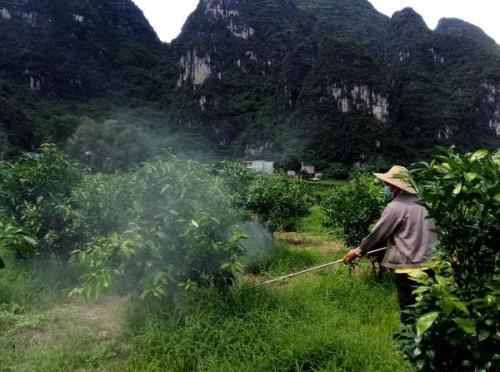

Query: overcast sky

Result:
[132,0,500,44]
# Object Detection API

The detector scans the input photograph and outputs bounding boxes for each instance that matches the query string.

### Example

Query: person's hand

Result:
[343,249,360,264]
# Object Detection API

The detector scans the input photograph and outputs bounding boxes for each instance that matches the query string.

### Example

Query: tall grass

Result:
[0,252,102,371]
[120,261,411,372]
[246,242,324,276]
[0,253,60,309]
[0,209,412,372]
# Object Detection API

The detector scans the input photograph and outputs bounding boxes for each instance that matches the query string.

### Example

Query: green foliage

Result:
[245,241,322,276]
[363,155,394,173]
[302,180,348,203]
[398,260,499,372]
[37,115,81,147]
[275,153,302,173]
[0,144,86,261]
[71,156,247,301]
[213,161,256,210]
[0,262,47,308]
[397,148,500,372]
[321,172,386,246]
[295,0,389,54]
[320,162,351,180]
[70,173,134,243]
[0,257,126,371]
[0,131,12,160]
[0,220,37,259]
[121,262,410,372]
[246,175,313,232]
[1,0,500,165]
[411,147,499,284]
[67,118,165,172]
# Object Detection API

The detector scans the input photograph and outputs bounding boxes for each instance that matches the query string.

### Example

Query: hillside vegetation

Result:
[0,0,499,167]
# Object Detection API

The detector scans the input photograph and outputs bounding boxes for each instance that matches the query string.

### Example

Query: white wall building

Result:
[246,160,275,175]
[300,163,315,175]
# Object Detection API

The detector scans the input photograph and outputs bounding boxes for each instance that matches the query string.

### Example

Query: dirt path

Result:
[9,296,128,355]
[275,231,346,255]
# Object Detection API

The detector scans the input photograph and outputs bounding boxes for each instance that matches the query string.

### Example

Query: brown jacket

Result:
[355,192,437,269]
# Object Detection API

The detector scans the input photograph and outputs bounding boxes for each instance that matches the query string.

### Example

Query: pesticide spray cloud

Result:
[229,220,274,264]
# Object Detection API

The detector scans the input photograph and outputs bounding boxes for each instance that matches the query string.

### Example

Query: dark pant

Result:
[395,273,417,323]
[395,270,434,323]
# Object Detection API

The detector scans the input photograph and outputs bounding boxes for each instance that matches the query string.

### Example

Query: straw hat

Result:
[374,165,416,194]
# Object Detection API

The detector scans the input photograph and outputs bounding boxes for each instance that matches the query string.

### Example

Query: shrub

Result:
[0,144,85,262]
[397,148,500,372]
[321,172,386,246]
[245,175,313,231]
[213,161,255,211]
[71,156,247,301]
[0,220,37,259]
[70,173,135,246]
[321,162,351,180]
[363,155,393,173]
[67,118,163,172]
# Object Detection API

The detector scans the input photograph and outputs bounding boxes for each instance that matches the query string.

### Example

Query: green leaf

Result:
[470,149,489,161]
[22,236,37,246]
[453,300,470,316]
[442,163,452,172]
[408,270,429,281]
[453,183,462,195]
[464,172,478,182]
[190,220,199,228]
[478,330,490,342]
[416,312,439,337]
[413,347,422,357]
[435,274,448,287]
[440,297,456,316]
[411,286,429,295]
[453,318,477,336]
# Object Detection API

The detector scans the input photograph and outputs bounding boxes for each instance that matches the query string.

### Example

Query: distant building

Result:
[300,163,315,175]
[246,160,275,175]
[25,152,42,159]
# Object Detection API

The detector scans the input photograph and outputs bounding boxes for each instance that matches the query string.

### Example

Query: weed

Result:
[119,266,411,372]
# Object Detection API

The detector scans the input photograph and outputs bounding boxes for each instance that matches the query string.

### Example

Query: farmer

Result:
[343,165,437,323]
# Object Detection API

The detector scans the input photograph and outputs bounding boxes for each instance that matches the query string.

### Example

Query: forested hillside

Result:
[0,0,499,169]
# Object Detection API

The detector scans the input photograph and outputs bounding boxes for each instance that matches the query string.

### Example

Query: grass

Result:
[116,206,410,371]
[0,254,128,371]
[302,180,348,205]
[299,205,341,240]
[119,267,408,372]
[0,206,412,372]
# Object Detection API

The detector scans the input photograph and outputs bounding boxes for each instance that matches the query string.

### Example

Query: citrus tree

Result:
[398,148,499,372]
[71,156,247,301]
[321,172,386,246]
[245,174,313,231]
[213,161,255,211]
[0,144,85,262]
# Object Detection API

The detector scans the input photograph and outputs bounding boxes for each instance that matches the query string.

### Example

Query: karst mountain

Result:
[0,0,499,164]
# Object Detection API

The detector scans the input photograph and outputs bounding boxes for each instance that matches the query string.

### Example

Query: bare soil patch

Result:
[12,296,127,351]
[275,231,345,255]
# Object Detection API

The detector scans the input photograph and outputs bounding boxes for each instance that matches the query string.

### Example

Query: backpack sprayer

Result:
[248,247,387,289]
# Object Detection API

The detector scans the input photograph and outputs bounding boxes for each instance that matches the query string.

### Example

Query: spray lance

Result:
[248,247,387,289]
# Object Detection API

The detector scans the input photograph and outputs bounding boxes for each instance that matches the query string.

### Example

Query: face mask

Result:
[384,185,394,200]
